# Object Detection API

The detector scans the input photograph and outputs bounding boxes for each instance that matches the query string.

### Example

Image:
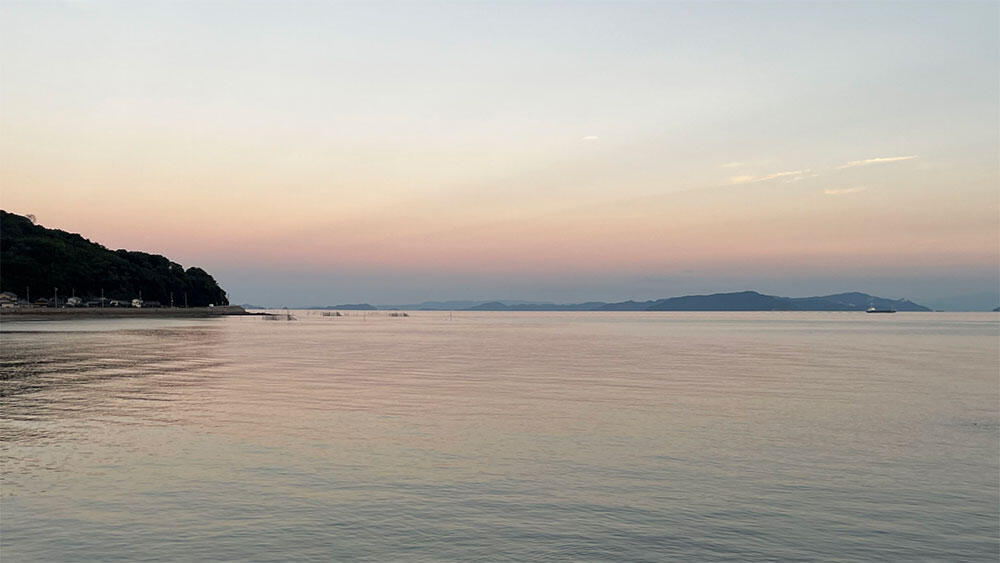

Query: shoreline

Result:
[0,305,249,322]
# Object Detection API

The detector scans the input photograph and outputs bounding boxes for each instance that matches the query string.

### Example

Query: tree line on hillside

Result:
[1,210,228,306]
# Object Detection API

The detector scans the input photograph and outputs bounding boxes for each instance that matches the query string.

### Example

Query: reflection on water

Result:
[1,312,998,560]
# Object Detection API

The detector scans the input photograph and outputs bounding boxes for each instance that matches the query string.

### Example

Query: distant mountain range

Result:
[457,291,930,311]
[307,303,377,310]
[241,303,378,311]
[311,291,931,312]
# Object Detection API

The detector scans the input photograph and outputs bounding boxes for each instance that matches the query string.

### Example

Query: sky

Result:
[2,1,997,308]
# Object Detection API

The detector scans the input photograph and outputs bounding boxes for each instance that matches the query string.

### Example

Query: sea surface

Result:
[1,311,997,561]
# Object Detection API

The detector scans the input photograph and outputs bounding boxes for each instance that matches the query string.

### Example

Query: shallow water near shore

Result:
[2,311,997,560]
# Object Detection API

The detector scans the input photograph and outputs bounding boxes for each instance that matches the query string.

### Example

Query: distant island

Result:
[309,304,378,311]
[457,291,930,311]
[1,210,229,308]
[306,291,931,312]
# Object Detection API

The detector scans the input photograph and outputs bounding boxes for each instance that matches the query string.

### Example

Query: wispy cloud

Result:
[837,155,917,169]
[728,169,810,185]
[721,161,743,168]
[824,186,868,195]
[783,173,821,183]
[581,135,600,141]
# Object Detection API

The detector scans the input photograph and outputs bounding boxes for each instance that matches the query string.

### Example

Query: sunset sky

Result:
[2,1,997,308]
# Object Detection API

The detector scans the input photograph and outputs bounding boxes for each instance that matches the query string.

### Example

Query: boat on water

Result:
[866,306,896,313]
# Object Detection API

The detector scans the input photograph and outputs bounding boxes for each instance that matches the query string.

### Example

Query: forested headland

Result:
[1,210,228,307]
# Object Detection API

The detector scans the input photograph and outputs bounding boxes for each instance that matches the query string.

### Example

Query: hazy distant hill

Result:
[464,301,604,311]
[789,292,928,311]
[306,304,377,310]
[648,291,928,311]
[382,300,563,310]
[1,210,228,306]
[645,291,798,311]
[452,291,930,312]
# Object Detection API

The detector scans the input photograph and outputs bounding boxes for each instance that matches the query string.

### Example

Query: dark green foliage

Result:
[0,211,228,306]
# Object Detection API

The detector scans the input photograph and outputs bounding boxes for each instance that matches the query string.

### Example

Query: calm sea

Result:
[1,311,997,561]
